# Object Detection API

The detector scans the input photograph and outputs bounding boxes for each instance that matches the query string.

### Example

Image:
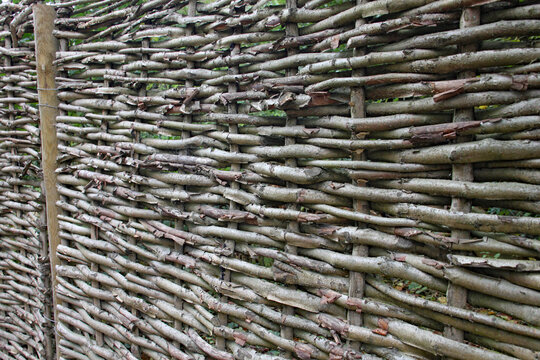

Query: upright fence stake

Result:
[348,0,369,352]
[281,0,300,356]
[33,4,60,359]
[444,6,481,346]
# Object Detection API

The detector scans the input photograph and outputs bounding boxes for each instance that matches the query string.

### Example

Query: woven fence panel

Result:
[1,0,538,359]
[0,1,54,359]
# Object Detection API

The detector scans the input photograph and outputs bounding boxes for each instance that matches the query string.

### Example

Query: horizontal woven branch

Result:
[0,0,539,359]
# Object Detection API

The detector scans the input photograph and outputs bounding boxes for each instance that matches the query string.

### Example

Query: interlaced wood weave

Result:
[1,0,540,359]
[0,2,54,359]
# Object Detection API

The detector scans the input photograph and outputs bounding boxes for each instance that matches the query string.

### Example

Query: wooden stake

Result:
[348,0,369,352]
[33,4,60,359]
[444,7,481,345]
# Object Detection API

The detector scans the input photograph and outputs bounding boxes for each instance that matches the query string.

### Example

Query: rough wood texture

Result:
[0,0,539,359]
[444,6,481,345]
[34,4,60,359]
[0,2,55,359]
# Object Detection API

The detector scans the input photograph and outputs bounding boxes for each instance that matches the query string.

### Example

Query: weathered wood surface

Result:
[0,0,539,359]
[34,6,61,360]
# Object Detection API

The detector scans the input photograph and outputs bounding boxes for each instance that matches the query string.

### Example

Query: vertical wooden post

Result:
[280,0,300,356]
[444,7,480,345]
[33,4,60,359]
[218,4,241,351]
[348,0,369,352]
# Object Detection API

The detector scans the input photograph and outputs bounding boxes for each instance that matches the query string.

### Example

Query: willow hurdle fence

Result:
[0,0,539,359]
